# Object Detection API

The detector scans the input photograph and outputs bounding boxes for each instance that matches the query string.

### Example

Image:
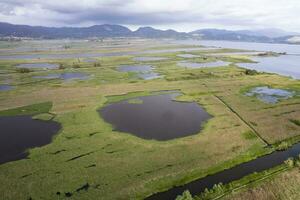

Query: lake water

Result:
[175,40,300,79]
[176,40,300,54]
[238,55,300,79]
[0,115,61,164]
[100,93,211,141]
[16,63,59,69]
[177,61,230,68]
[246,86,294,104]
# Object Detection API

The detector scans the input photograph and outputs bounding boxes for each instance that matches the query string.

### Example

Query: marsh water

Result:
[33,72,89,80]
[133,57,169,61]
[147,142,300,200]
[16,63,59,69]
[0,115,61,164]
[100,93,211,140]
[0,85,13,91]
[177,54,201,58]
[118,65,161,80]
[178,61,230,68]
[246,86,294,103]
[0,47,209,60]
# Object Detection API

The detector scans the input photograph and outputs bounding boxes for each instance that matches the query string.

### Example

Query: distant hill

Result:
[133,27,189,38]
[0,22,132,38]
[190,29,274,42]
[0,22,188,39]
[0,22,299,44]
[235,28,299,38]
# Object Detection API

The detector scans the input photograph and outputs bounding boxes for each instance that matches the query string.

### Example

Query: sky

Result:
[0,0,300,32]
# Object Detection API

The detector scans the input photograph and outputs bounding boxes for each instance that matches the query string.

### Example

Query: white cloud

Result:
[0,0,300,32]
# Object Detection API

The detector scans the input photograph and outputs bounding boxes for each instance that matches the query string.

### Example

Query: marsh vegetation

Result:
[0,38,299,200]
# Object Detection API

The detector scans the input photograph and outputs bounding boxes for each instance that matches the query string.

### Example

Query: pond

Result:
[133,57,169,62]
[177,61,230,68]
[16,63,59,69]
[245,86,294,104]
[118,65,162,80]
[0,115,61,164]
[33,72,89,80]
[100,93,211,141]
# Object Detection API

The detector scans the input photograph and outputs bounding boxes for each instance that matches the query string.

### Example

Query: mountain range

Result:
[0,22,299,44]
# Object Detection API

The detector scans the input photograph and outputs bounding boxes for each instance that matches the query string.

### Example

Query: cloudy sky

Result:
[0,0,300,32]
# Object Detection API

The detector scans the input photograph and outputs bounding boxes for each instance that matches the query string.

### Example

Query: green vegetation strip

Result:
[0,102,53,116]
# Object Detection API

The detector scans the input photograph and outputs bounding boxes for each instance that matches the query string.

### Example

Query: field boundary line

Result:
[214,95,269,146]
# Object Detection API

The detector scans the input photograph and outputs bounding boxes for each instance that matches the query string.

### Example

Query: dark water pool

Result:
[146,142,300,200]
[0,115,61,164]
[100,93,211,141]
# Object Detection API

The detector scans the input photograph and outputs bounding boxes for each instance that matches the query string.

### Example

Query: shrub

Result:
[245,69,259,75]
[277,141,290,151]
[59,63,65,69]
[290,119,300,126]
[16,68,31,73]
[175,190,193,200]
[284,158,295,168]
[94,62,101,67]
[72,63,80,68]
